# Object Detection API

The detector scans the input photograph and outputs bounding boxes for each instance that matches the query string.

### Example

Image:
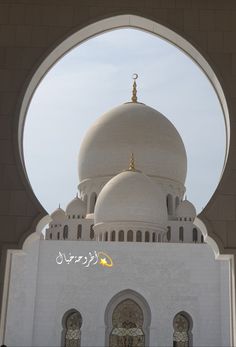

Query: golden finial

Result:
[128,152,136,171]
[131,73,138,103]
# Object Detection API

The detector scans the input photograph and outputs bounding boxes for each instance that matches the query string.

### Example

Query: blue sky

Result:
[23,28,226,214]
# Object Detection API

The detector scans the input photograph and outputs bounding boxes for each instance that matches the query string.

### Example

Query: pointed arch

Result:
[127,230,133,242]
[136,230,142,242]
[61,309,82,347]
[173,311,193,347]
[77,225,82,240]
[118,230,124,242]
[179,226,184,242]
[63,225,69,240]
[145,231,150,242]
[192,228,198,243]
[105,289,151,347]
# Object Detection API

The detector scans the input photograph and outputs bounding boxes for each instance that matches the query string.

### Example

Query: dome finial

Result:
[131,73,138,103]
[128,152,136,171]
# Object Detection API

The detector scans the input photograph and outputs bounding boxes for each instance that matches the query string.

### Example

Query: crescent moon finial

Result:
[131,73,138,103]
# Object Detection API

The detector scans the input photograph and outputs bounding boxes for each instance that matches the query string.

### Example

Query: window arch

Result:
[179,227,184,242]
[105,231,108,241]
[63,225,68,240]
[118,230,124,242]
[192,228,198,243]
[127,230,133,242]
[77,225,82,240]
[173,311,192,347]
[152,232,157,242]
[167,226,171,242]
[57,232,60,240]
[90,224,94,240]
[61,309,82,347]
[145,231,150,242]
[89,192,97,213]
[111,230,116,241]
[136,230,142,242]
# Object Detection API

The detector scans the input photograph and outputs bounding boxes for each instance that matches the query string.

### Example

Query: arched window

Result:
[89,192,97,213]
[63,225,68,240]
[145,231,150,242]
[57,232,60,240]
[136,230,142,242]
[62,310,82,347]
[111,230,115,241]
[167,194,173,215]
[173,312,192,347]
[201,234,204,243]
[192,228,198,243]
[77,225,82,240]
[127,230,133,242]
[50,233,52,240]
[167,226,171,242]
[90,224,94,240]
[109,299,145,347]
[152,232,157,242]
[179,227,184,242]
[118,230,124,242]
[105,231,108,241]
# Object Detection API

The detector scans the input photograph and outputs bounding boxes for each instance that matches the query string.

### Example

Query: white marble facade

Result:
[2,88,231,346]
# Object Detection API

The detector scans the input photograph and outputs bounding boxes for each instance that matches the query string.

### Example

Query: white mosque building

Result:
[2,78,231,346]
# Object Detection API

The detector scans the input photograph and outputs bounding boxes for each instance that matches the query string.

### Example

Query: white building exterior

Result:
[2,82,231,346]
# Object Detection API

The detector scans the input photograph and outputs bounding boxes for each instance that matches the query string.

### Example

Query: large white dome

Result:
[79,102,187,185]
[94,170,167,227]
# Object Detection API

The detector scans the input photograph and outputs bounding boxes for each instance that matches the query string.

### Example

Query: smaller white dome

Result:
[51,207,66,223]
[66,195,86,217]
[176,199,196,220]
[94,170,167,228]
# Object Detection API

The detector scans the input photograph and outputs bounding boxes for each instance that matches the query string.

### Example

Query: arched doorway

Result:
[105,289,151,347]
[110,299,145,347]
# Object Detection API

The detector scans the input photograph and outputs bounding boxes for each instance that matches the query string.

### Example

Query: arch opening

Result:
[105,289,151,347]
[21,14,228,217]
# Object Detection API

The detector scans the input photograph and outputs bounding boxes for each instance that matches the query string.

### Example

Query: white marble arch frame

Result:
[104,289,151,347]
